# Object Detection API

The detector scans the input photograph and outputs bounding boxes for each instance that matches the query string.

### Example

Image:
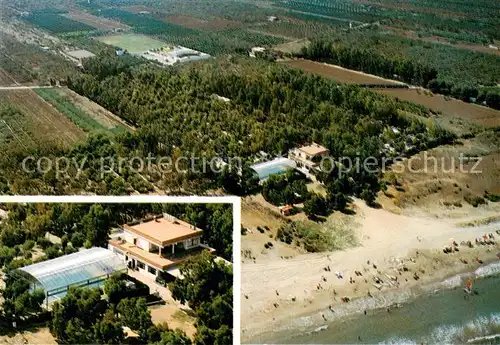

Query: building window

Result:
[148,266,157,275]
[137,261,145,269]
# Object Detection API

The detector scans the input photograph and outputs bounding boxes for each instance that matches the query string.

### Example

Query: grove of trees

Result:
[169,252,232,345]
[1,219,233,345]
[300,37,500,110]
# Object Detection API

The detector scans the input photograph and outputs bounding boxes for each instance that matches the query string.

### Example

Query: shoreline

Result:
[244,256,500,343]
[241,200,500,344]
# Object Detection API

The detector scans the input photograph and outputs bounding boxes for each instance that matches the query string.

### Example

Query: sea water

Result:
[275,271,500,344]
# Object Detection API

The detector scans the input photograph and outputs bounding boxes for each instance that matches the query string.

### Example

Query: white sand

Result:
[241,198,500,341]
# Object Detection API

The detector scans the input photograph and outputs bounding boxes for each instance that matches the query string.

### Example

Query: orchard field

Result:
[0,89,85,149]
[24,9,97,34]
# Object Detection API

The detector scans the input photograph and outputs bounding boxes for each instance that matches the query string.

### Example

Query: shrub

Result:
[464,195,486,207]
[484,191,500,202]
[277,218,357,252]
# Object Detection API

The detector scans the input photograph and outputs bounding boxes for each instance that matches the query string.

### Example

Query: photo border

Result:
[0,195,241,345]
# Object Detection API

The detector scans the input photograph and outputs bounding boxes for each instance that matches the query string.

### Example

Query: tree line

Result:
[299,39,500,110]
[299,39,438,87]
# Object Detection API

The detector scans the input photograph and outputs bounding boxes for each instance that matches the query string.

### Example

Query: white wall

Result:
[183,236,201,249]
[123,231,136,244]
[123,229,153,252]
[136,260,158,279]
[136,237,150,252]
[110,246,125,260]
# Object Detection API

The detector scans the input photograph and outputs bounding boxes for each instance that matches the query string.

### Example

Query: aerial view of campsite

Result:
[0,0,499,344]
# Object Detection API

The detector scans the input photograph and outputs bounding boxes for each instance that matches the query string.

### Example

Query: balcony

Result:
[288,153,319,168]
[109,240,214,271]
[160,244,210,262]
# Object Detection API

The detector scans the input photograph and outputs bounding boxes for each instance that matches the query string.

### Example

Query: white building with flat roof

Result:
[289,143,330,180]
[108,213,214,281]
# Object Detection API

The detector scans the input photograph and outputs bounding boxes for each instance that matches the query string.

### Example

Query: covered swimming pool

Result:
[250,157,297,182]
[15,247,127,306]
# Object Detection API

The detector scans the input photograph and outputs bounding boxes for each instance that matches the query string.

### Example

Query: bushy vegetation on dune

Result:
[277,216,358,252]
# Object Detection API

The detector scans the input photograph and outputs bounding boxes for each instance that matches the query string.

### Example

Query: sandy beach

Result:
[241,199,500,343]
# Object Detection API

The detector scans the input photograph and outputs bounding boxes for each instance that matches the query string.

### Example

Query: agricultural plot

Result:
[163,15,240,30]
[274,39,310,54]
[23,11,97,34]
[96,9,287,55]
[272,0,499,40]
[257,21,342,40]
[271,0,374,23]
[376,89,500,128]
[0,90,85,149]
[312,30,500,87]
[53,88,134,132]
[387,27,500,57]
[0,69,17,86]
[0,36,79,84]
[281,59,403,85]
[95,33,167,53]
[35,88,128,134]
[63,9,131,31]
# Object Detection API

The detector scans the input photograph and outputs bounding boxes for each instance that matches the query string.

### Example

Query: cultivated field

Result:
[35,88,129,134]
[123,5,154,14]
[0,68,17,86]
[53,87,134,132]
[63,9,131,31]
[387,27,500,57]
[0,89,85,148]
[376,89,500,127]
[163,15,239,30]
[281,59,404,85]
[95,33,167,53]
[273,39,310,54]
[23,12,96,34]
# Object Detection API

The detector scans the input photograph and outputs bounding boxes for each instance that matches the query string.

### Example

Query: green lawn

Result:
[95,33,168,53]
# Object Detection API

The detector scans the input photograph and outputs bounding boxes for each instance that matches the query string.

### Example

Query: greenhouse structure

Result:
[13,247,127,307]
